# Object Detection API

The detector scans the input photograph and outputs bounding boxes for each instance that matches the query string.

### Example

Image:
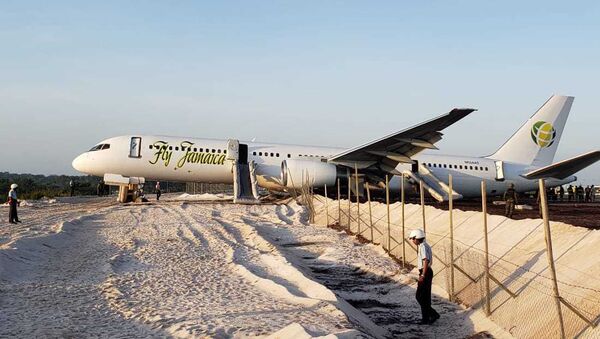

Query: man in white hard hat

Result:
[409,229,440,324]
[7,183,21,224]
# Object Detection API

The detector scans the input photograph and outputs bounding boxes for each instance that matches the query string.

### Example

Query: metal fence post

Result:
[366,182,374,242]
[324,184,329,226]
[355,164,360,236]
[347,170,352,233]
[449,174,455,301]
[386,175,391,254]
[539,179,566,339]
[347,171,351,232]
[420,180,426,234]
[401,173,406,267]
[482,180,491,315]
[337,178,341,226]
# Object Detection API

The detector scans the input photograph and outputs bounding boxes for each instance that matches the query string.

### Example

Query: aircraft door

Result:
[226,139,239,162]
[411,160,419,173]
[129,137,142,158]
[238,144,248,164]
[495,160,505,181]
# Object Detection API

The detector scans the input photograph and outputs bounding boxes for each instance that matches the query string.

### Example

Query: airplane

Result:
[72,95,600,203]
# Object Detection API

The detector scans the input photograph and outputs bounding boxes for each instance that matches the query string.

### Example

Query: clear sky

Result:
[1,1,599,184]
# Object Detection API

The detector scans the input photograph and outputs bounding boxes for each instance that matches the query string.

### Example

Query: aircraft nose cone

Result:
[72,154,86,173]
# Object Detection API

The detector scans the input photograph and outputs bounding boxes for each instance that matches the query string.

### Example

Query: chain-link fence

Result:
[308,181,600,338]
[185,183,233,195]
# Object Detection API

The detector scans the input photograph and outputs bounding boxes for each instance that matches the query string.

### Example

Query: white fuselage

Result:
[72,135,575,198]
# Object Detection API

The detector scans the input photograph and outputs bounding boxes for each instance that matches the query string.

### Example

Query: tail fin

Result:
[488,95,574,166]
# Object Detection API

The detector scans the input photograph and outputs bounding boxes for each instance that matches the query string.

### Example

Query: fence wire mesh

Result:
[312,193,600,338]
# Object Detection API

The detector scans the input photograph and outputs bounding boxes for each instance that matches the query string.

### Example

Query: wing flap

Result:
[522,150,600,180]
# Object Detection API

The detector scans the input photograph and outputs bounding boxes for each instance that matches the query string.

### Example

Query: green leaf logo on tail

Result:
[531,121,556,148]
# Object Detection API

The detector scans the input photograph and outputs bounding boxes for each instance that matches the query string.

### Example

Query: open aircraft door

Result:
[495,160,505,181]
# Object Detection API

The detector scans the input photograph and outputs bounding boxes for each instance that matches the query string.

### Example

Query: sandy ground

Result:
[311,195,600,338]
[1,195,509,338]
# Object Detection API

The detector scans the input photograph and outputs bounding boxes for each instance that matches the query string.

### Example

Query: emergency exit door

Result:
[129,137,142,158]
[495,160,505,181]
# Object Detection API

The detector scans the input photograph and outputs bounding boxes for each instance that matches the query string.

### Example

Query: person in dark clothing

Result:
[97,181,104,197]
[559,185,565,202]
[567,185,573,201]
[155,182,162,201]
[69,180,75,197]
[585,186,591,202]
[7,184,21,224]
[410,229,440,325]
[504,183,518,218]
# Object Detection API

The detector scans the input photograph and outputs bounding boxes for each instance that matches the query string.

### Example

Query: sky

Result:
[1,1,599,184]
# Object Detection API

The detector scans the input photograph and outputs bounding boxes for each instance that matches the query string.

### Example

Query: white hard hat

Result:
[409,229,425,240]
[10,184,18,189]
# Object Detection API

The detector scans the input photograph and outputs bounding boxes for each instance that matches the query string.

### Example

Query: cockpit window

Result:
[89,144,110,152]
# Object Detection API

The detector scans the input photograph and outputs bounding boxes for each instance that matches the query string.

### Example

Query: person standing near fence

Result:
[503,183,517,218]
[155,181,162,201]
[559,185,565,202]
[7,184,21,224]
[410,229,440,325]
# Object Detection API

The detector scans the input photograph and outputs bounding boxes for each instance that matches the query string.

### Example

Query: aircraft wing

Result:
[522,150,600,180]
[328,108,476,174]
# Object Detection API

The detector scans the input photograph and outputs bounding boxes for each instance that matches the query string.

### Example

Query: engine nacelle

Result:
[281,159,337,189]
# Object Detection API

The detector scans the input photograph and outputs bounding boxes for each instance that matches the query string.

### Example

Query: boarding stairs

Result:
[228,139,260,204]
[402,164,462,202]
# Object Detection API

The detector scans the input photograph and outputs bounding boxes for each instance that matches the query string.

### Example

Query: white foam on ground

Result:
[1,197,517,338]
[174,192,233,201]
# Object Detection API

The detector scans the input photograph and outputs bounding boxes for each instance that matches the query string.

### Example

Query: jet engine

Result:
[281,159,338,189]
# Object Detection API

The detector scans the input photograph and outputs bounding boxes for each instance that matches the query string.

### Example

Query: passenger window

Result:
[217,149,221,153]
[259,152,263,156]
[253,152,256,156]
[287,154,291,158]
[193,148,197,152]
[443,164,447,168]
[485,167,489,171]
[459,165,463,169]
[270,153,274,157]
[276,153,279,157]
[212,149,215,153]
[168,146,173,150]
[149,145,153,149]
[469,166,473,170]
[175,147,179,151]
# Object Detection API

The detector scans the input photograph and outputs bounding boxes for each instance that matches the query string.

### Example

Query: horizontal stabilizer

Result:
[522,150,600,180]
